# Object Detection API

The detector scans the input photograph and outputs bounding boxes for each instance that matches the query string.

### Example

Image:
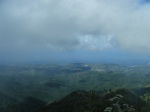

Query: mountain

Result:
[1,63,150,111]
[34,90,108,112]
[0,91,46,112]
[34,89,147,112]
[0,91,20,112]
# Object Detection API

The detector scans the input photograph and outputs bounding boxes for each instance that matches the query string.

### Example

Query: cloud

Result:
[0,0,150,54]
[78,34,114,50]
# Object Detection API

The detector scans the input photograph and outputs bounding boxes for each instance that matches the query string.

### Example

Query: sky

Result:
[1,0,150,65]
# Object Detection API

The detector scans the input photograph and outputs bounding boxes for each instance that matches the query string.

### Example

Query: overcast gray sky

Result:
[1,0,150,64]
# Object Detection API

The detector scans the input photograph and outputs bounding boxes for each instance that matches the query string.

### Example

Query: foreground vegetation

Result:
[35,88,150,112]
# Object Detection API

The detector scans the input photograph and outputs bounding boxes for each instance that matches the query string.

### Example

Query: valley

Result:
[0,63,150,111]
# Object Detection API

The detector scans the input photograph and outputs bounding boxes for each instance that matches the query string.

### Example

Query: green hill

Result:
[34,89,148,112]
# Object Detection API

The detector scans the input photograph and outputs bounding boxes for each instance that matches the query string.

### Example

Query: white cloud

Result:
[78,35,114,50]
[0,0,150,53]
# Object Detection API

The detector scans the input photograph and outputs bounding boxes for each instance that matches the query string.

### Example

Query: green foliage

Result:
[35,90,109,112]
[35,89,150,112]
[0,64,150,111]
